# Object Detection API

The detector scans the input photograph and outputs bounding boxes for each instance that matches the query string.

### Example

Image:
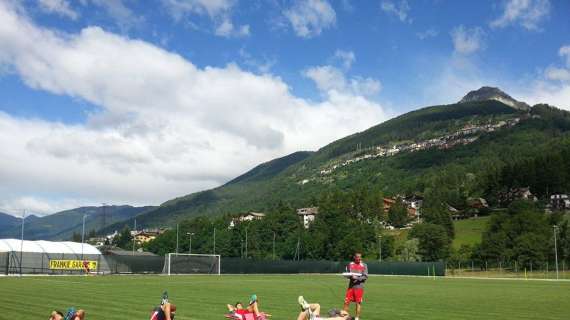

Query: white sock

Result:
[355,317,359,320]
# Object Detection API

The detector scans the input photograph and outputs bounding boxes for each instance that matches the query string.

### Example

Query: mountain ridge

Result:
[103,87,570,230]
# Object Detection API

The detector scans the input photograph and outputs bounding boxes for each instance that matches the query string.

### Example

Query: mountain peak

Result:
[459,86,530,111]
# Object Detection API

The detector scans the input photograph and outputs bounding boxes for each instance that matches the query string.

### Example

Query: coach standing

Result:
[343,252,368,320]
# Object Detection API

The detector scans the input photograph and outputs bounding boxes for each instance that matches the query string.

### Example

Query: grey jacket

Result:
[346,262,368,289]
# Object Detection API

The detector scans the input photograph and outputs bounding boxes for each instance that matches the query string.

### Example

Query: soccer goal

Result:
[163,253,221,275]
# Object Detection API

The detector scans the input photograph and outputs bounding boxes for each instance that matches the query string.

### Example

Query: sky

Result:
[0,0,569,216]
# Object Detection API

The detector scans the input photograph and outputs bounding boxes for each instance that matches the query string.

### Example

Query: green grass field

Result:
[2,275,570,320]
[452,216,490,249]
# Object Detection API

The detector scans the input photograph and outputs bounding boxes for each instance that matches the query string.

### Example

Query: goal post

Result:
[163,253,221,275]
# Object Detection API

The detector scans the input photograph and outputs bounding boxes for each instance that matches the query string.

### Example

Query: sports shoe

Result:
[64,307,76,320]
[161,291,169,305]
[249,294,257,305]
[297,296,310,311]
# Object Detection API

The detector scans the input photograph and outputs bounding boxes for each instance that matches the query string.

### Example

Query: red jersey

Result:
[346,261,368,289]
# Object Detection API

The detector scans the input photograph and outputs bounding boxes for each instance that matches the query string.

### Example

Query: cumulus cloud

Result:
[416,28,438,40]
[162,0,249,37]
[38,0,79,20]
[450,25,485,55]
[559,45,570,67]
[0,2,388,214]
[490,0,550,30]
[304,65,382,97]
[86,0,142,30]
[380,0,411,23]
[284,0,336,38]
[334,50,355,70]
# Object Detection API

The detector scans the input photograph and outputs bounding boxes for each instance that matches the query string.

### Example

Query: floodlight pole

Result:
[272,231,276,260]
[20,209,26,276]
[82,214,87,259]
[213,227,216,255]
[378,235,382,262]
[554,225,559,280]
[187,232,194,254]
[132,219,137,255]
[176,223,179,254]
[245,227,248,259]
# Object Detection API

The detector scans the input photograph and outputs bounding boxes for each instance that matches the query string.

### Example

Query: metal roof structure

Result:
[0,239,102,255]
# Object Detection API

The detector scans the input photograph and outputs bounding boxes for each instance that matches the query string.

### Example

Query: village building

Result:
[297,207,319,228]
[229,212,266,228]
[497,187,538,206]
[550,194,570,211]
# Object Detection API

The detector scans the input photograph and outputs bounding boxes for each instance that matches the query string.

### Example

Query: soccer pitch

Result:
[2,275,569,320]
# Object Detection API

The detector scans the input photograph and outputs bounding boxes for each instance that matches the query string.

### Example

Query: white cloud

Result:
[416,28,438,40]
[38,0,79,20]
[490,0,550,30]
[381,0,411,23]
[0,2,388,213]
[162,0,249,38]
[559,45,570,67]
[284,0,336,38]
[450,25,485,55]
[334,50,355,70]
[304,65,382,97]
[87,0,141,30]
[545,67,570,82]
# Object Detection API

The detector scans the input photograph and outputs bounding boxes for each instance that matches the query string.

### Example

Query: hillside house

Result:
[297,207,319,228]
[498,187,538,206]
[550,194,570,211]
[229,212,266,228]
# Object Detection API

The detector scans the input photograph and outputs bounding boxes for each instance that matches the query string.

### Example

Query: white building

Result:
[297,207,319,229]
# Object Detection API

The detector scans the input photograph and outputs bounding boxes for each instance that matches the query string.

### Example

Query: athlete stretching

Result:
[343,252,368,320]
[297,296,351,320]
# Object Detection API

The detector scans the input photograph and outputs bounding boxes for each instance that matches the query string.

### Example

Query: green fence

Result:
[221,258,445,276]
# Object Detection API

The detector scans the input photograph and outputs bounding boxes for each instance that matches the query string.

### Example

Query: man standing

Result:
[343,252,368,320]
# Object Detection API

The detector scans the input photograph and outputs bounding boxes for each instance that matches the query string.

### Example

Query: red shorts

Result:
[345,288,364,304]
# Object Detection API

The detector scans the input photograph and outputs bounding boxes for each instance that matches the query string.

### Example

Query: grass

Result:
[2,274,570,320]
[452,216,490,249]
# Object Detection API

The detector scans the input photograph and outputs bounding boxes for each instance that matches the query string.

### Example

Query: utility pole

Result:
[213,227,216,255]
[132,219,137,255]
[176,223,179,254]
[20,209,26,276]
[245,227,248,259]
[82,214,87,259]
[187,232,194,254]
[554,225,559,280]
[378,235,382,262]
[272,231,276,260]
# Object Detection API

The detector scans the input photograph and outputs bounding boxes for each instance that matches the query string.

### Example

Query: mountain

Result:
[460,86,530,111]
[107,87,570,229]
[0,212,20,233]
[0,205,155,240]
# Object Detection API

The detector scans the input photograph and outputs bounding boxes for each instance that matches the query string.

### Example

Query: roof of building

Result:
[0,239,102,255]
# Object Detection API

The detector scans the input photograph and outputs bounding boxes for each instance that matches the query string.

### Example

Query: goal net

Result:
[163,253,221,275]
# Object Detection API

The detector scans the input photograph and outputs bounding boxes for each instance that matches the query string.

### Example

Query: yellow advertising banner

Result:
[48,260,97,270]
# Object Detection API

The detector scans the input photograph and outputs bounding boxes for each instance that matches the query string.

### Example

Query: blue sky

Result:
[0,0,569,216]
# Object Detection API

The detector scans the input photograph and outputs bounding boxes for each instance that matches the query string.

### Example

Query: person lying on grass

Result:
[150,291,176,320]
[226,294,271,320]
[49,310,64,320]
[297,296,352,320]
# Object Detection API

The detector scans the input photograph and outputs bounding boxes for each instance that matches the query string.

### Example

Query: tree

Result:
[409,223,450,261]
[388,200,409,228]
[71,231,81,242]
[113,226,133,250]
[397,239,420,262]
[422,204,455,240]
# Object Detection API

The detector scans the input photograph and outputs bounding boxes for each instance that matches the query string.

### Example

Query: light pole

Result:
[81,214,87,259]
[20,209,26,275]
[554,225,559,280]
[176,223,179,254]
[213,227,216,255]
[272,231,276,260]
[132,219,137,255]
[378,235,382,262]
[245,227,248,259]
[187,232,194,254]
